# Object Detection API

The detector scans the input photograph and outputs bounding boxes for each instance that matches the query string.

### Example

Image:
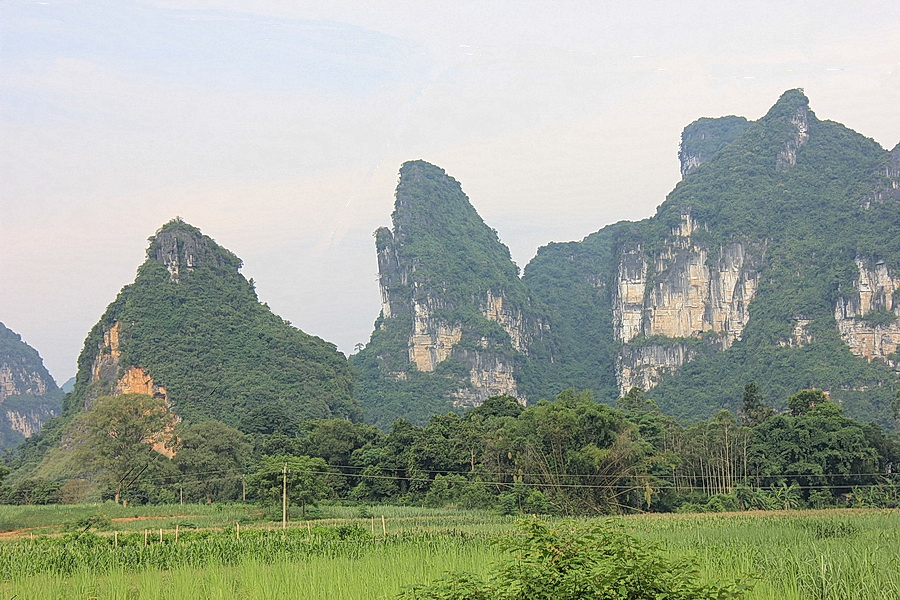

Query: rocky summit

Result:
[65,218,359,427]
[359,90,900,429]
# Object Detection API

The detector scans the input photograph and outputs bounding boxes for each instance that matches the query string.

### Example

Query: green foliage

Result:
[739,382,773,426]
[678,115,751,174]
[354,161,544,426]
[246,455,329,516]
[171,420,250,503]
[62,219,358,429]
[786,388,827,416]
[522,90,900,429]
[0,322,57,394]
[859,308,897,328]
[398,518,748,600]
[388,161,525,308]
[748,400,882,499]
[71,393,177,504]
[522,223,627,402]
[0,323,62,450]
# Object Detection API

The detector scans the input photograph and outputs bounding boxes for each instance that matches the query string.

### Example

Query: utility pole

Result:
[282,463,287,530]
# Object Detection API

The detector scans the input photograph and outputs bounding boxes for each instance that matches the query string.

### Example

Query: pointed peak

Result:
[393,160,470,224]
[154,216,202,238]
[762,88,811,122]
[400,159,445,175]
[777,88,809,105]
[679,116,751,177]
[146,218,241,283]
[757,90,813,172]
[0,322,23,343]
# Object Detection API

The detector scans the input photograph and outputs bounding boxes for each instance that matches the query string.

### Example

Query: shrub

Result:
[398,518,748,599]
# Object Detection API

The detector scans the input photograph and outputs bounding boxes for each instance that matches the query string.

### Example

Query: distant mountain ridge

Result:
[11,90,900,454]
[0,322,61,449]
[358,90,900,429]
[528,89,900,427]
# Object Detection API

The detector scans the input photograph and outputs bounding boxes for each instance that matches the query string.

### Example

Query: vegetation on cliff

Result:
[353,161,545,427]
[524,90,900,427]
[0,323,61,450]
[4,386,896,516]
[63,218,358,425]
[11,219,358,479]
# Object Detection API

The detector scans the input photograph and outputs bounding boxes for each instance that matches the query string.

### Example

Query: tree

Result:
[500,389,648,514]
[786,389,827,416]
[246,455,329,517]
[740,382,773,426]
[171,420,250,503]
[465,395,524,420]
[73,393,176,504]
[617,386,651,413]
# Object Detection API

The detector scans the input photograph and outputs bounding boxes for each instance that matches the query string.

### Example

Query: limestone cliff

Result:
[525,89,900,427]
[356,161,547,425]
[612,214,761,393]
[775,103,809,171]
[0,322,61,448]
[86,321,168,410]
[835,258,900,368]
[678,116,750,177]
[866,144,900,206]
[617,343,696,394]
[63,217,358,429]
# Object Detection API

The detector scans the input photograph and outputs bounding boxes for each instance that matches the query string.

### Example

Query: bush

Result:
[398,518,748,599]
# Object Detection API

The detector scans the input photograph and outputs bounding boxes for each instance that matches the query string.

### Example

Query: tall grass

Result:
[0,532,503,600]
[0,507,896,599]
[0,502,255,533]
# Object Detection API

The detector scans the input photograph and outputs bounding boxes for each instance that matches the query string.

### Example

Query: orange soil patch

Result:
[110,514,198,523]
[0,525,53,538]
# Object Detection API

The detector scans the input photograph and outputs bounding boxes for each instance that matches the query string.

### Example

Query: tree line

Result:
[4,385,898,514]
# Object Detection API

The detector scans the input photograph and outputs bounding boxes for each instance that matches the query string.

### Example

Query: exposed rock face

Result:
[835,258,900,368]
[408,299,462,372]
[450,349,519,408]
[867,144,900,206]
[482,291,529,353]
[395,290,531,405]
[612,214,761,393]
[86,321,168,410]
[678,116,750,177]
[522,89,900,427]
[152,220,237,283]
[0,364,51,401]
[776,104,810,171]
[6,405,57,438]
[617,343,695,394]
[0,322,60,444]
[63,218,358,433]
[780,318,814,348]
[361,161,544,419]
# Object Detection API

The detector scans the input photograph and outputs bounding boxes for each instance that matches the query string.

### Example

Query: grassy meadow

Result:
[0,504,896,599]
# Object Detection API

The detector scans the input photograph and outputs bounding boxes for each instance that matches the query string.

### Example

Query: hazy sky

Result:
[2,0,899,383]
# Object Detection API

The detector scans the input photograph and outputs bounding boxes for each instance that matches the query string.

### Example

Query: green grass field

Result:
[0,504,896,599]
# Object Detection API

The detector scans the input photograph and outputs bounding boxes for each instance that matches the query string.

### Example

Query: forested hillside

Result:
[0,323,61,450]
[12,219,358,477]
[524,89,900,427]
[352,161,550,427]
